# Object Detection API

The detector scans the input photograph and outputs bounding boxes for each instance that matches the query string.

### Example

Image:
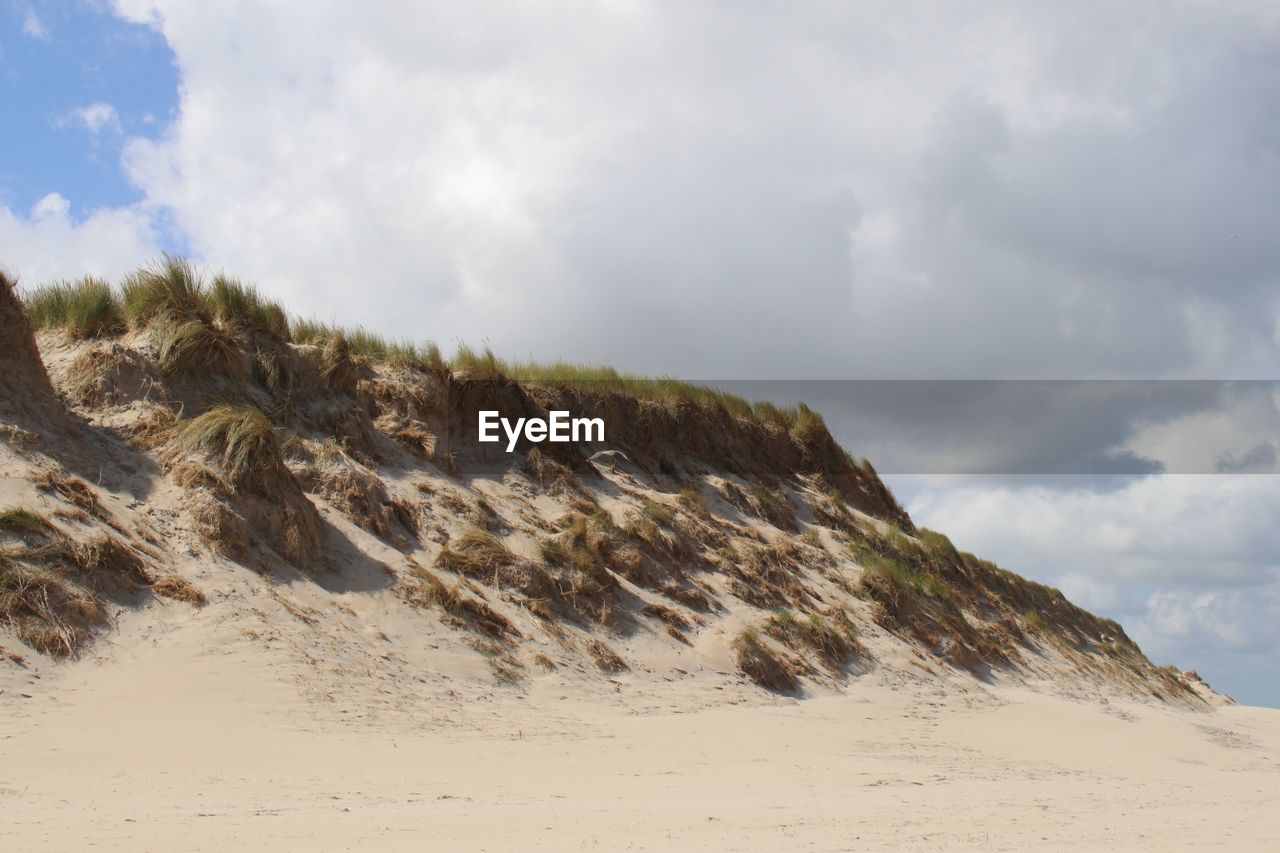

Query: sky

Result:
[2,1,1278,705]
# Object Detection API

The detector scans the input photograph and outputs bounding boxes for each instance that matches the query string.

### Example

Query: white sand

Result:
[3,623,1277,851]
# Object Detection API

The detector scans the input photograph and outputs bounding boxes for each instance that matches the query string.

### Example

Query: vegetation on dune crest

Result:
[121,255,207,325]
[472,353,830,432]
[22,277,124,338]
[291,317,445,372]
[20,255,846,437]
[24,256,296,345]
[207,274,290,338]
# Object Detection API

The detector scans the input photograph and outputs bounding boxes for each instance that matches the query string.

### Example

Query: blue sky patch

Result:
[0,1,177,218]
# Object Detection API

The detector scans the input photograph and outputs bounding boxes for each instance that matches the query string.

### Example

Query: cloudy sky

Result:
[3,1,1278,704]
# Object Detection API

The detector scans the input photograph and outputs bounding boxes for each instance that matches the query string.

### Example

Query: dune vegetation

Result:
[20,256,831,433]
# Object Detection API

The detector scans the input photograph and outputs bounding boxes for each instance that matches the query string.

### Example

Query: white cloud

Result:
[70,102,122,136]
[0,194,161,285]
[910,475,1280,586]
[21,7,49,40]
[103,1,1280,377]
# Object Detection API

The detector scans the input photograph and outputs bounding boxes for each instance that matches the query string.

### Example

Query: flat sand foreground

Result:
[2,643,1277,852]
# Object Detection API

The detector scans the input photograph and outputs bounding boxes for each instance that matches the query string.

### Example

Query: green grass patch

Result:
[861,552,951,601]
[23,277,124,338]
[919,528,960,561]
[207,275,289,338]
[121,255,206,326]
[290,318,444,373]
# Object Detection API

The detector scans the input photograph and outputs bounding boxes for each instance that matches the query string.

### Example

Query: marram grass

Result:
[22,277,124,339]
[22,255,831,434]
[171,404,282,489]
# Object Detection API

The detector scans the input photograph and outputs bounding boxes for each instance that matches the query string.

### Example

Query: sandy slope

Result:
[3,624,1277,852]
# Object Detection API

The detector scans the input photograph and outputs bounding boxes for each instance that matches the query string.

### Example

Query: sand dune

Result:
[4,270,1277,850]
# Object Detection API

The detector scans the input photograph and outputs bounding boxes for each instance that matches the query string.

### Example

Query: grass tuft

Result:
[151,574,208,605]
[153,318,242,379]
[733,627,798,692]
[586,638,628,673]
[23,277,124,338]
[859,552,951,602]
[207,275,290,338]
[291,317,444,373]
[451,342,504,379]
[121,255,206,326]
[0,507,51,535]
[171,404,283,491]
[0,559,105,657]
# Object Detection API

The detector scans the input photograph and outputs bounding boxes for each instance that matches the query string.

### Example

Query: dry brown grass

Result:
[68,535,152,593]
[721,539,812,609]
[185,491,250,559]
[764,607,863,673]
[541,513,623,624]
[320,332,361,394]
[65,346,128,406]
[470,496,502,531]
[151,574,207,605]
[659,580,711,611]
[520,448,582,495]
[732,627,798,692]
[586,638,627,673]
[0,556,105,657]
[297,448,414,541]
[128,404,178,450]
[381,417,434,458]
[0,514,140,653]
[805,488,859,534]
[171,461,228,493]
[721,481,798,531]
[0,424,40,451]
[30,467,100,516]
[643,602,692,642]
[437,529,562,614]
[676,485,710,517]
[153,317,244,380]
[642,601,691,632]
[252,347,292,394]
[399,564,516,640]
